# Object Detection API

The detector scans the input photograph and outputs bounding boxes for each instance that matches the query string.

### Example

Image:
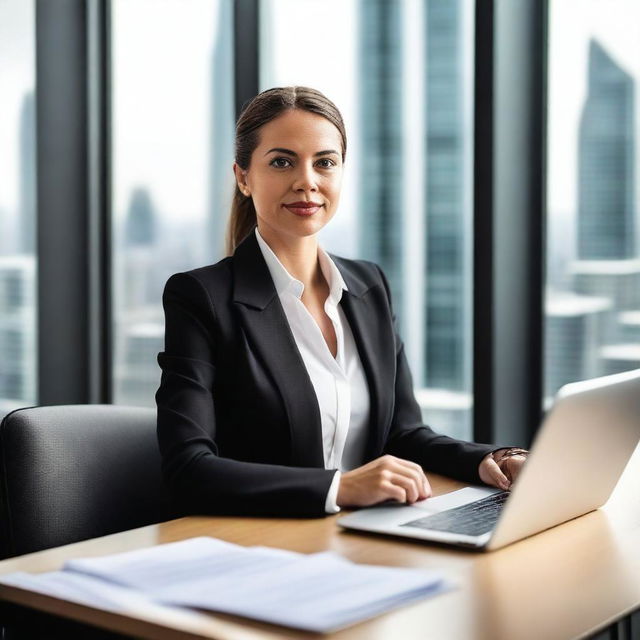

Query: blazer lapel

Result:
[333,257,395,462]
[232,231,325,468]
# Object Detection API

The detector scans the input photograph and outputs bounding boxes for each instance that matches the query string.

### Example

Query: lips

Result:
[283,202,323,217]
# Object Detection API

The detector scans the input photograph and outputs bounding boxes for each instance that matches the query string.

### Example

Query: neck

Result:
[257,225,323,289]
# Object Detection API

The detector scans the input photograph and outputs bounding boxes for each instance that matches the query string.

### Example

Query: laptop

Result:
[338,369,640,551]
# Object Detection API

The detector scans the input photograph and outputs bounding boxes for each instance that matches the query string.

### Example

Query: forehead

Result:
[257,109,342,152]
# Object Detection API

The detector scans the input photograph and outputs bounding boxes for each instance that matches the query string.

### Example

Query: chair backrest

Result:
[0,404,174,559]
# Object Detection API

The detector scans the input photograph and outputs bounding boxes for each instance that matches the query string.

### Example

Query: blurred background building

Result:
[2,0,639,442]
[545,34,639,405]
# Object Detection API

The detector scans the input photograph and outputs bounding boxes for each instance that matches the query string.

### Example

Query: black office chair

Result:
[0,404,174,560]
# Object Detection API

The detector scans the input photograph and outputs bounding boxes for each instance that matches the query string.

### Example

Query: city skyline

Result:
[2,0,640,435]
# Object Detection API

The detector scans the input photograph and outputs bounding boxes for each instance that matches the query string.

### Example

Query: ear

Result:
[233,162,250,196]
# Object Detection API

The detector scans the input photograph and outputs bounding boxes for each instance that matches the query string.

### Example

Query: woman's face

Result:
[234,108,344,243]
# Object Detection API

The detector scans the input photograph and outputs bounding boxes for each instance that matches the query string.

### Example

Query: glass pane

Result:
[111,0,235,406]
[0,0,37,415]
[261,0,474,439]
[545,0,640,404]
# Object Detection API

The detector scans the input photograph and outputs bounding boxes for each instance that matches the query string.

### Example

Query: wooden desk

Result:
[1,446,639,640]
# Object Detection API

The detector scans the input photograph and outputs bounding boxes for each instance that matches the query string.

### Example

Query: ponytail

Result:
[225,185,257,255]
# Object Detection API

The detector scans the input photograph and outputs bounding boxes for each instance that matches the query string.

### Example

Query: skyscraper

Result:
[577,40,636,260]
[357,0,405,322]
[115,187,163,407]
[115,322,164,407]
[0,255,36,413]
[207,0,235,261]
[356,0,471,437]
[124,187,157,248]
[121,187,159,308]
[357,0,468,390]
[18,91,36,255]
[423,0,468,391]
[558,38,640,390]
[544,293,611,401]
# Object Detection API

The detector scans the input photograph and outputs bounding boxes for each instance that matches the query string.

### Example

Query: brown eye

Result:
[270,157,292,169]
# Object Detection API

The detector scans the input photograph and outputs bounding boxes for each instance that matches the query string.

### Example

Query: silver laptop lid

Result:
[487,369,640,551]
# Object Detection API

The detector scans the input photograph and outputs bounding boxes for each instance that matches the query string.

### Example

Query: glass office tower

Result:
[546,0,640,405]
[0,1,37,414]
[577,41,635,261]
[357,0,472,437]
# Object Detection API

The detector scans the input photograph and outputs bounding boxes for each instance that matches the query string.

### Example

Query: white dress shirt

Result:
[254,228,371,513]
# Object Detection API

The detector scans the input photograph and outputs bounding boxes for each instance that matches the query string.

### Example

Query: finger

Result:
[386,472,424,503]
[380,480,407,504]
[485,457,511,491]
[388,459,430,499]
[502,456,526,483]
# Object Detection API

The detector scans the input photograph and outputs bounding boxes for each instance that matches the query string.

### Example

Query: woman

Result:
[156,86,527,517]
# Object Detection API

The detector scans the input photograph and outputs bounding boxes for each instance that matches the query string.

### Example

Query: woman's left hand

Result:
[478,448,528,491]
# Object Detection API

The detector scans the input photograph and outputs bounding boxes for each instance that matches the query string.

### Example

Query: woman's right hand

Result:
[336,455,431,508]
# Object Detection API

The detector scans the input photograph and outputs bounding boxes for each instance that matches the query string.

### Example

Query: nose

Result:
[292,162,318,193]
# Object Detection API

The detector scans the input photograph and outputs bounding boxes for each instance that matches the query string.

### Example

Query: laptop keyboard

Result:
[401,491,511,537]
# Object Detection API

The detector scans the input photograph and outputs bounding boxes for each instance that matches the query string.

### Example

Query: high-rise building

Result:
[570,259,640,314]
[114,320,163,408]
[114,187,164,406]
[19,91,36,255]
[599,344,640,377]
[577,40,636,260]
[207,0,234,262]
[357,0,405,321]
[0,255,36,413]
[618,311,640,344]
[549,38,640,393]
[423,0,468,391]
[124,187,157,248]
[544,293,611,401]
[356,0,471,437]
[357,0,469,386]
[121,187,159,308]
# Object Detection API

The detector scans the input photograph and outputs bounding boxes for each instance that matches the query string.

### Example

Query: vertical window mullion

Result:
[473,0,546,447]
[36,0,110,405]
[234,0,260,119]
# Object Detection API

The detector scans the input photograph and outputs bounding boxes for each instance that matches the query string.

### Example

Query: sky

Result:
[112,0,219,222]
[2,0,640,248]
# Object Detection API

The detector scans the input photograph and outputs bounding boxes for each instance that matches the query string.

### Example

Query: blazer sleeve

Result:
[374,265,498,484]
[155,272,336,517]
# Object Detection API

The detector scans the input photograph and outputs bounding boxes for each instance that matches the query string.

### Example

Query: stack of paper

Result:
[0,537,450,632]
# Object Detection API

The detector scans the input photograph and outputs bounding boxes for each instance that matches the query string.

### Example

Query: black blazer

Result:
[156,229,495,517]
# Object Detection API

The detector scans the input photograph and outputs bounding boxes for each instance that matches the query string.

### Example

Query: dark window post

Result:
[234,0,260,119]
[473,0,547,447]
[36,0,111,404]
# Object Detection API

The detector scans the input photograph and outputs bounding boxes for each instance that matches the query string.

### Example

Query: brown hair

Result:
[225,86,347,255]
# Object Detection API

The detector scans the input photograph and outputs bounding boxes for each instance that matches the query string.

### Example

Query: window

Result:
[0,0,37,414]
[111,0,235,406]
[261,0,475,438]
[545,0,640,403]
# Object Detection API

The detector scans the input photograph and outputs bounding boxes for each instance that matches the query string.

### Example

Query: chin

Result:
[287,217,329,234]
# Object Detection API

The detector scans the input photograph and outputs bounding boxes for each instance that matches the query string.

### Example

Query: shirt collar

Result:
[254,227,348,302]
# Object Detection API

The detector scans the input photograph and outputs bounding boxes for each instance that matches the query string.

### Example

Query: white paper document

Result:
[0,537,451,633]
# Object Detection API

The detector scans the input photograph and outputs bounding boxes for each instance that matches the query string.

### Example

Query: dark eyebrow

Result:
[264,147,340,158]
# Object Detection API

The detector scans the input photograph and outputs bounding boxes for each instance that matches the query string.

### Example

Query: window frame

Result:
[35,0,547,448]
